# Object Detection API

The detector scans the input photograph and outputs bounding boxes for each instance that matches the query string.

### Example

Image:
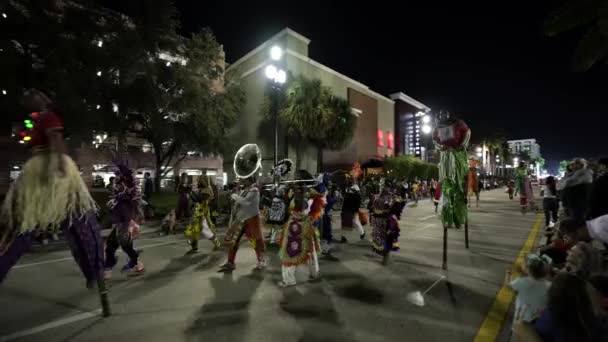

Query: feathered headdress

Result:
[270,159,294,178]
[107,161,143,209]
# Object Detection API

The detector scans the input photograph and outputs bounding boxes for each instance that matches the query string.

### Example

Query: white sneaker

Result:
[548,221,555,228]
[254,259,267,270]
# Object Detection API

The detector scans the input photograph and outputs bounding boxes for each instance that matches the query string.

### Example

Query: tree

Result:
[545,0,608,70]
[559,159,571,173]
[264,74,356,171]
[384,155,438,181]
[118,28,245,190]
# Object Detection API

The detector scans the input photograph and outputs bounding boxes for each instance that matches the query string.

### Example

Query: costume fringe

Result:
[1,154,97,234]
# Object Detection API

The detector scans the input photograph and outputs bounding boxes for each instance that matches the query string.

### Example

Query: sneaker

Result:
[218,262,236,272]
[103,269,112,280]
[360,232,366,241]
[548,221,555,228]
[186,248,199,254]
[254,259,266,270]
[340,236,348,244]
[122,260,145,275]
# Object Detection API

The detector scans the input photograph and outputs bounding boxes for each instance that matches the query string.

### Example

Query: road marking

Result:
[408,223,436,234]
[0,309,101,342]
[423,275,446,295]
[419,214,436,221]
[14,240,179,269]
[473,214,543,342]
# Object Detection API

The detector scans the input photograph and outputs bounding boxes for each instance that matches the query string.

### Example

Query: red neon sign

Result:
[387,131,394,149]
[377,130,384,147]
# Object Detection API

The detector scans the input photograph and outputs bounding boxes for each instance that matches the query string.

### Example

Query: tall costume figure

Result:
[0,90,102,286]
[467,161,480,208]
[185,176,220,253]
[433,112,470,229]
[278,188,321,287]
[515,163,534,211]
[220,144,266,272]
[104,162,145,278]
[0,89,109,314]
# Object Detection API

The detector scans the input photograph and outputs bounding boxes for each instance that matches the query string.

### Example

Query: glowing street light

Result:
[422,115,430,124]
[270,46,283,61]
[265,64,278,80]
[421,124,432,134]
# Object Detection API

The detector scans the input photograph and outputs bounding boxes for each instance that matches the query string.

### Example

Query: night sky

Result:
[131,1,607,173]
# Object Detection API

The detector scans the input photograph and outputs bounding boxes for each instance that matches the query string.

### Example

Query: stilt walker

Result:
[0,89,108,315]
[432,111,471,270]
[185,176,221,253]
[104,162,145,278]
[220,144,266,272]
[278,187,321,287]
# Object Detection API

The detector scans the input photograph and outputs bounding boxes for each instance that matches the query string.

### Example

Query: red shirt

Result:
[30,111,63,147]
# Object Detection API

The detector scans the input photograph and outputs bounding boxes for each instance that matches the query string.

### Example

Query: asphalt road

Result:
[0,189,541,342]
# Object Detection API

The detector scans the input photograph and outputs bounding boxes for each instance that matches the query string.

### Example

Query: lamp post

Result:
[265,46,286,166]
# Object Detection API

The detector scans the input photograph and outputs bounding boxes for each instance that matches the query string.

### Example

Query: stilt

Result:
[97,278,111,317]
[464,216,469,249]
[442,225,448,270]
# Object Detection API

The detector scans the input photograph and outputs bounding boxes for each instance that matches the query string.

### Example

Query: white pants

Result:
[281,244,319,286]
[345,213,365,236]
[201,220,214,240]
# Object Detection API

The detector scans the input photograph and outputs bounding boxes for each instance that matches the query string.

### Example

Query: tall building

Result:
[390,92,432,160]
[507,139,541,160]
[226,28,395,176]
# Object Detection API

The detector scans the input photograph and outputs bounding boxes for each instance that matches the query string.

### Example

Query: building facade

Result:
[390,92,432,160]
[507,139,541,160]
[226,28,395,177]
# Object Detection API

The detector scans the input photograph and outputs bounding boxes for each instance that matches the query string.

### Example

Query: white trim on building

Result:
[389,92,431,111]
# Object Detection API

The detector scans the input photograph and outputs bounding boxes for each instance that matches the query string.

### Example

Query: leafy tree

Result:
[559,159,571,173]
[263,74,356,171]
[545,0,608,70]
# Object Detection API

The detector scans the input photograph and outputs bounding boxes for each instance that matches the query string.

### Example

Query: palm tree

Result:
[545,0,608,70]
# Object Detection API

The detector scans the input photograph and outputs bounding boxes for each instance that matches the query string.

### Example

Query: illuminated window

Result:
[387,131,394,149]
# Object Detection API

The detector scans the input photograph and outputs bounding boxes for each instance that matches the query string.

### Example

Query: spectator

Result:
[543,176,559,230]
[507,254,551,324]
[559,215,608,245]
[143,172,154,202]
[176,173,191,221]
[532,273,605,342]
[539,230,572,267]
[558,158,593,220]
[589,158,608,219]
[565,241,603,279]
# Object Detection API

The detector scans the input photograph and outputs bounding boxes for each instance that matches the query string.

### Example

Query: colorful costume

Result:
[433,117,470,228]
[104,162,145,278]
[219,182,265,271]
[0,110,102,286]
[185,177,220,252]
[278,209,321,287]
[515,166,534,209]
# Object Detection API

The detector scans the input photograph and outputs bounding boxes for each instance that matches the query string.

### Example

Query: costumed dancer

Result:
[322,185,338,255]
[278,187,321,287]
[515,162,533,212]
[433,111,470,229]
[433,182,441,213]
[0,90,108,312]
[507,179,515,200]
[185,176,221,253]
[308,176,327,247]
[219,175,266,271]
[104,162,145,278]
[370,187,402,265]
[467,163,480,208]
[266,159,293,244]
[340,184,365,243]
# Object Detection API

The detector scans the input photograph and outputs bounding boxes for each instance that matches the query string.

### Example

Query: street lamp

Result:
[265,46,286,166]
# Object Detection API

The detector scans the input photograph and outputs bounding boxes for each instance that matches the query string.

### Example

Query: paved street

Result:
[0,189,542,342]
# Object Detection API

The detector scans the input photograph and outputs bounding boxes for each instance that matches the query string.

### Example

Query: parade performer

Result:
[175,173,191,221]
[433,182,442,213]
[515,162,534,212]
[371,188,394,264]
[467,162,480,208]
[340,184,365,242]
[278,187,321,287]
[104,162,145,278]
[219,176,266,272]
[265,159,293,244]
[185,176,221,253]
[322,185,338,255]
[433,111,470,229]
[0,89,103,284]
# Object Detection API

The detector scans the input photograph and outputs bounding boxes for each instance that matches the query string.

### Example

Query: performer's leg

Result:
[227,226,246,265]
[247,218,266,267]
[64,216,104,287]
[115,224,143,273]
[280,265,297,286]
[201,220,220,249]
[309,245,320,279]
[0,233,32,283]
[104,228,119,269]
[353,214,365,239]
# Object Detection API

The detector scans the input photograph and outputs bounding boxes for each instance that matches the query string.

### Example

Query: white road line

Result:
[14,240,179,269]
[418,214,436,221]
[0,309,101,342]
[408,223,436,234]
[423,275,446,295]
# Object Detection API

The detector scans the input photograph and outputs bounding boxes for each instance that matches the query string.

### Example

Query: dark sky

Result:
[171,1,606,173]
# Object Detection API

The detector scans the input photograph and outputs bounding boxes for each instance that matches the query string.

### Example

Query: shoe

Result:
[212,239,221,251]
[340,236,348,244]
[254,260,266,271]
[548,221,555,228]
[186,248,199,254]
[86,279,96,289]
[103,269,112,280]
[218,262,236,272]
[360,232,366,241]
[278,281,296,288]
[122,260,145,275]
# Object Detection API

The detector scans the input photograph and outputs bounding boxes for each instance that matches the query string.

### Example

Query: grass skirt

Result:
[1,154,97,235]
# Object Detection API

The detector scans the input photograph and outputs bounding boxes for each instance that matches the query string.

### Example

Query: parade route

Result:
[0,189,540,342]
